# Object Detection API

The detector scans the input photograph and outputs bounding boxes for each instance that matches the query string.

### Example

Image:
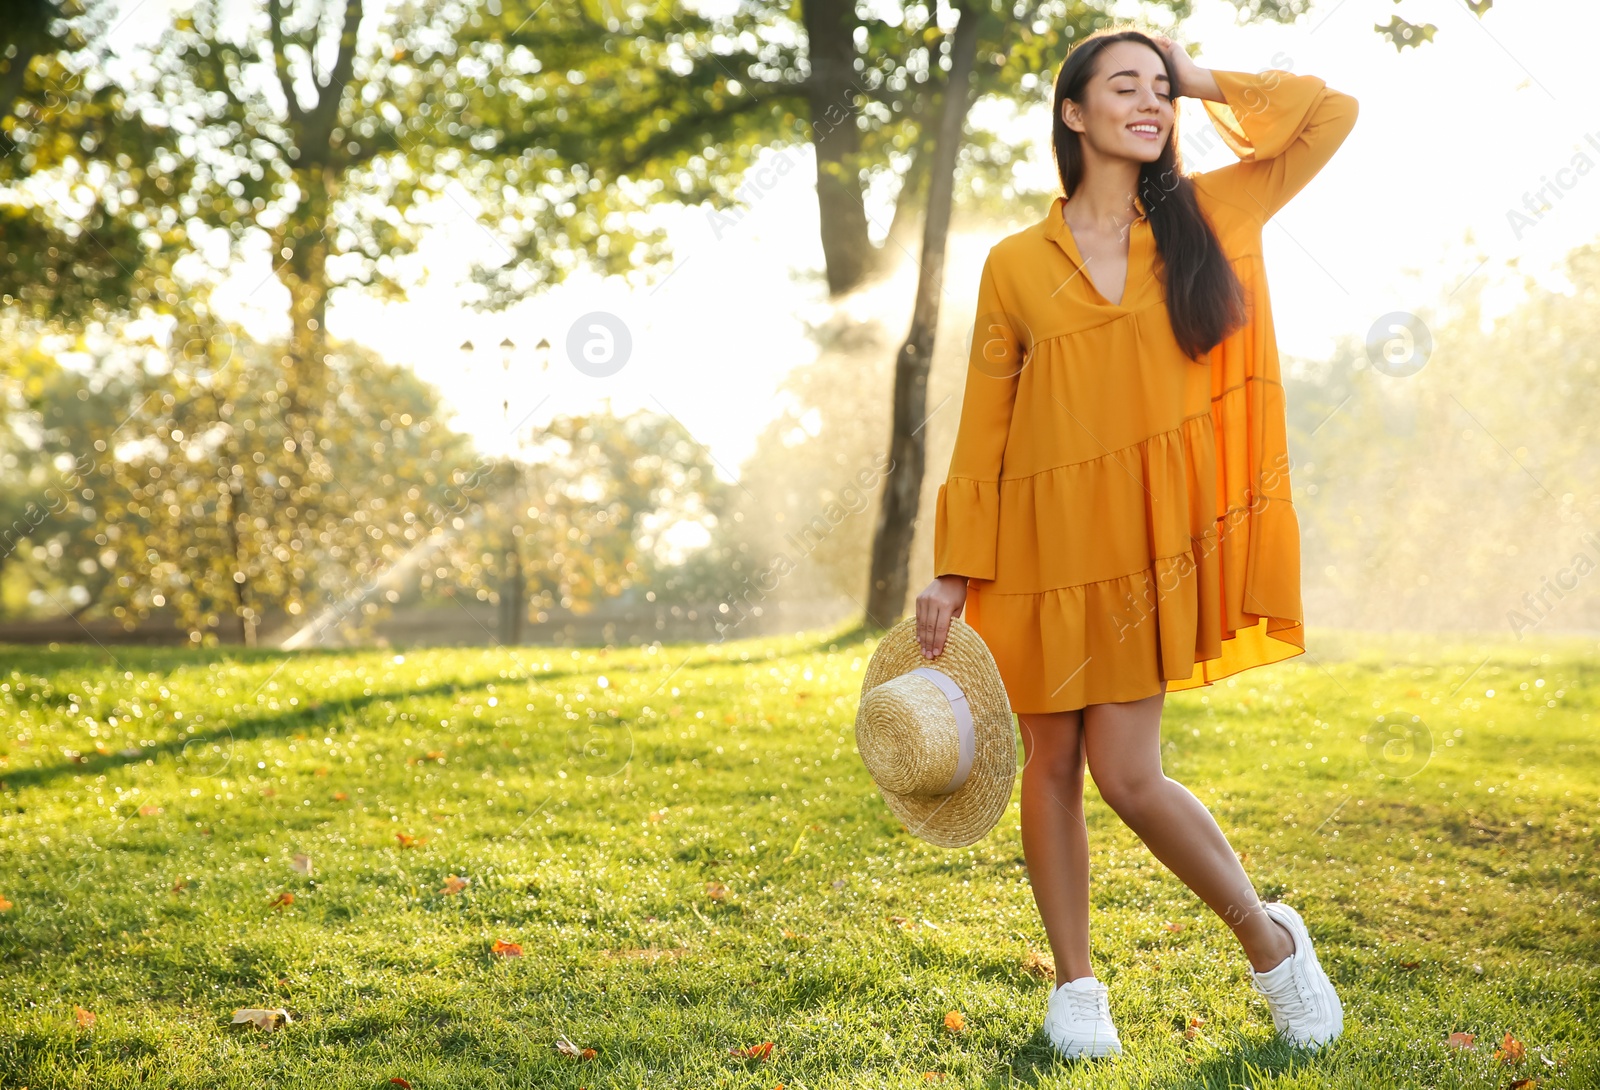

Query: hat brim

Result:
[856,615,1016,848]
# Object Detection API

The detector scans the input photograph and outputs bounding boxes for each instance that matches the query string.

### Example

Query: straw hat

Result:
[854,615,1016,848]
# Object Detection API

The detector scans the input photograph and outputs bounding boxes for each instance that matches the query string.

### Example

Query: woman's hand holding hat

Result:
[915,574,968,659]
[854,615,1016,848]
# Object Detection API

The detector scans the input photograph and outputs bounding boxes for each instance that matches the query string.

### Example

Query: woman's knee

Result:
[1089,766,1166,817]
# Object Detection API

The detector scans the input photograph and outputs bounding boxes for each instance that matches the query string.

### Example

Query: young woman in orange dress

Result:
[914,26,1358,1059]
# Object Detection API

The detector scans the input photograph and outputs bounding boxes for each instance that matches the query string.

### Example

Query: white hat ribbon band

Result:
[907,666,976,794]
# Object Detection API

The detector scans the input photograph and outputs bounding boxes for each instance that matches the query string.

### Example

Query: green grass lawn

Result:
[0,624,1596,1089]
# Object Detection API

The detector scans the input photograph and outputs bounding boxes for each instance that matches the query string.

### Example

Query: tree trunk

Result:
[874,129,933,277]
[222,474,258,647]
[864,0,982,631]
[279,180,334,416]
[801,0,874,296]
[498,470,526,644]
[267,0,360,412]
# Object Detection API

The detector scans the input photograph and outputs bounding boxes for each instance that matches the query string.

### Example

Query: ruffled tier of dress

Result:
[940,403,1303,712]
[968,413,1217,711]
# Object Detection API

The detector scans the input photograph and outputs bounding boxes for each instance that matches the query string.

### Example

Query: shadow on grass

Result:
[1,678,478,792]
[1004,1029,1328,1087]
[3,618,880,793]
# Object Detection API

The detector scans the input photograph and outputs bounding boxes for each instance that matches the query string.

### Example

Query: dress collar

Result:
[1042,190,1149,241]
[1042,191,1152,310]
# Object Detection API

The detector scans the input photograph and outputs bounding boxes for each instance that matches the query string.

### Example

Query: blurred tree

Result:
[3,308,480,645]
[134,0,472,421]
[425,407,735,642]
[0,0,188,324]
[1287,240,1600,633]
[456,0,1092,302]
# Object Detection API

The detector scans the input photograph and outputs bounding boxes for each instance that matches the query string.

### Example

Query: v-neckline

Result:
[1046,195,1149,310]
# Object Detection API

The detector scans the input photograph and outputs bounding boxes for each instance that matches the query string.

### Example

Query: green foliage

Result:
[141,0,465,301]
[1,307,481,642]
[1285,242,1600,632]
[450,0,1369,303]
[0,0,189,321]
[428,408,739,621]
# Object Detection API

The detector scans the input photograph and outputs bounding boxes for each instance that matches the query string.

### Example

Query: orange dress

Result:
[931,68,1359,714]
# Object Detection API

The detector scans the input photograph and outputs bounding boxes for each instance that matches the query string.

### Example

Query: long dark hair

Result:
[1051,27,1247,360]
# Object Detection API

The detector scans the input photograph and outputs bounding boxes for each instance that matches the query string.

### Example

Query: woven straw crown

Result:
[854,616,1016,848]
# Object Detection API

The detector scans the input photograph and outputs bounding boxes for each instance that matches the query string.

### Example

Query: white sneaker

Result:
[1249,901,1344,1049]
[1043,976,1123,1058]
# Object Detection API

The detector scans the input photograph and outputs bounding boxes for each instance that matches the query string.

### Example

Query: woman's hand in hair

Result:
[1149,34,1221,102]
[915,575,969,659]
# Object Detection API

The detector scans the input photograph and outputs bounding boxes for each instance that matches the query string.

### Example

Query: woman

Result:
[914,27,1359,1059]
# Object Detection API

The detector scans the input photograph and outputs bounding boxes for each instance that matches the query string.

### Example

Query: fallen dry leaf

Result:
[705,881,728,900]
[440,874,469,895]
[290,854,313,875]
[943,1011,965,1033]
[491,939,523,957]
[138,804,162,816]
[260,787,276,797]
[923,1074,947,1082]
[554,1033,597,1059]
[1184,1015,1206,1039]
[425,751,446,761]
[395,833,427,848]
[389,1078,412,1089]
[1020,949,1055,980]
[1494,1032,1526,1063]
[75,1006,96,1028]
[729,1040,774,1060]
[1508,1078,1539,1089]
[269,892,294,909]
[647,810,665,822]
[1447,1031,1476,1050]
[333,791,349,801]
[0,894,11,912]
[231,1008,292,1030]
[313,767,328,777]
[171,879,186,894]
[1162,921,1185,933]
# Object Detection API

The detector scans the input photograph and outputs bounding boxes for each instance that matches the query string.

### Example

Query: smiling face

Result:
[1060,41,1174,164]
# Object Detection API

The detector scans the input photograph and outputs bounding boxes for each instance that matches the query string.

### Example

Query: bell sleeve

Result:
[932,250,1024,582]
[1196,68,1359,224]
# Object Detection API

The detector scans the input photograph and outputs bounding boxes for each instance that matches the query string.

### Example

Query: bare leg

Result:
[1017,708,1094,987]
[1082,686,1296,973]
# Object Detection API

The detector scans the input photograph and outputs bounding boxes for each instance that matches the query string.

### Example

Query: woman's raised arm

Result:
[1187,65,1360,225]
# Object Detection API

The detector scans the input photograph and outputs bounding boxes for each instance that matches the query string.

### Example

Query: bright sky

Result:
[106,0,1600,472]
